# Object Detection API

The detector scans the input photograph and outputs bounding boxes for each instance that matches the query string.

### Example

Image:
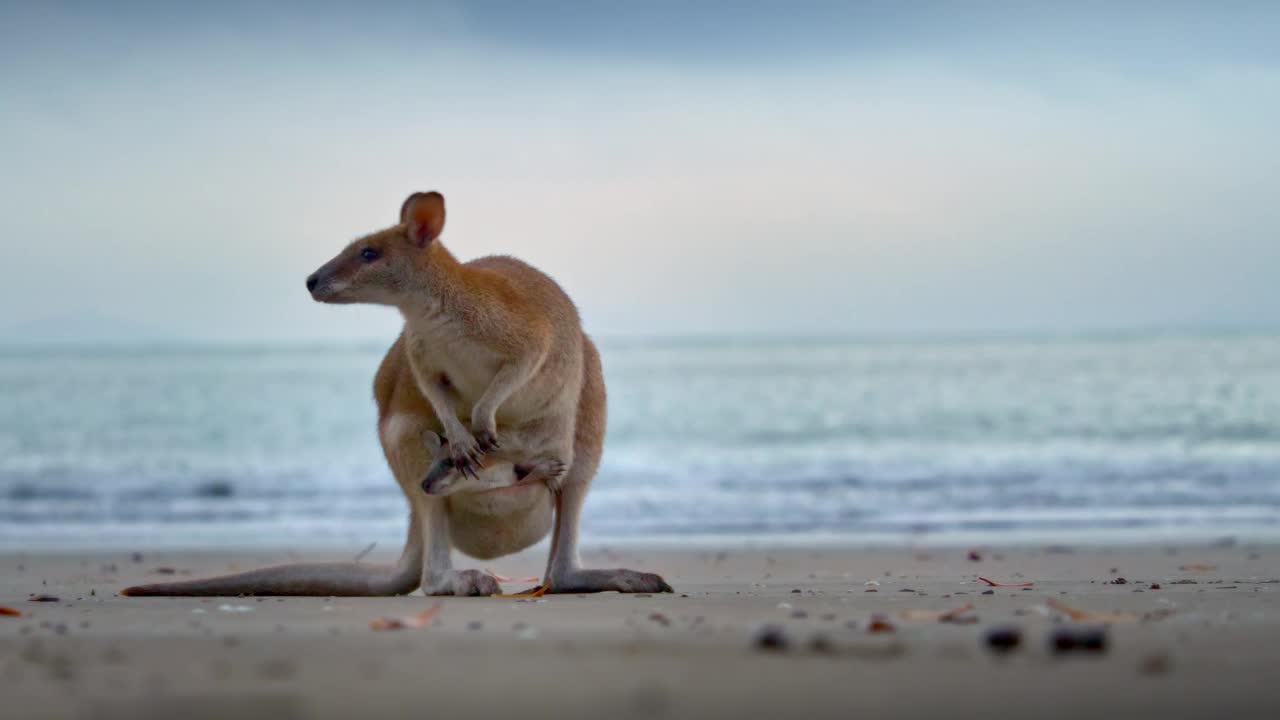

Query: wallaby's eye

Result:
[360,247,380,262]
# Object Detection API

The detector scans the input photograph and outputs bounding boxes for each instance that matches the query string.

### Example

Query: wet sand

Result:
[3,543,1279,719]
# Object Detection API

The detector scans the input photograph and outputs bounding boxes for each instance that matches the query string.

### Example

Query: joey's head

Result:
[305,191,448,306]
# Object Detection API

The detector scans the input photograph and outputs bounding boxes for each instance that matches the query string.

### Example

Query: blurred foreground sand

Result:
[3,543,1278,719]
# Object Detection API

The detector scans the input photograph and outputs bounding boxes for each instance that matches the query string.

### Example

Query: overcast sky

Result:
[3,1,1278,343]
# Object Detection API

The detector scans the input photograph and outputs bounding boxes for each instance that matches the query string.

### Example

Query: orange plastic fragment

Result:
[0,606,21,617]
[486,569,541,583]
[491,579,547,597]
[978,577,1033,587]
[370,602,442,631]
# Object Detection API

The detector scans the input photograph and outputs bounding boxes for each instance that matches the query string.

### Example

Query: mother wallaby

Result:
[123,191,671,597]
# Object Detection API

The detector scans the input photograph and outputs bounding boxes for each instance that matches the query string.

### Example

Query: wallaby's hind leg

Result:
[382,416,501,596]
[414,494,501,596]
[541,478,672,594]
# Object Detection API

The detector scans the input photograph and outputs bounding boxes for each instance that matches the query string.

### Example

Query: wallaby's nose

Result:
[306,274,319,292]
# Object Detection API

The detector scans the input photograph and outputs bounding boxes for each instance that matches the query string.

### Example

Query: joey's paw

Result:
[422,569,501,597]
[549,568,674,594]
[516,459,568,491]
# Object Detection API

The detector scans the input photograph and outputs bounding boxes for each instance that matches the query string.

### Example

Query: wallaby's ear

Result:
[400,191,446,248]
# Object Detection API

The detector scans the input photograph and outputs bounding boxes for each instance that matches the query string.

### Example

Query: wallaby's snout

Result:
[305,274,319,293]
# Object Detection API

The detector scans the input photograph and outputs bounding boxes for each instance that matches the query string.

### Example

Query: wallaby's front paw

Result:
[470,415,500,453]
[422,569,501,596]
[446,433,483,479]
[473,428,500,453]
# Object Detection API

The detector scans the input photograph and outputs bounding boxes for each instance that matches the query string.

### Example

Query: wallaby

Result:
[123,191,671,597]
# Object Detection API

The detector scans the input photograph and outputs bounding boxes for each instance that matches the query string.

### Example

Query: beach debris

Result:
[1050,626,1108,654]
[978,577,1033,587]
[486,569,541,583]
[495,584,549,599]
[899,603,976,624]
[28,594,60,602]
[370,602,442,631]
[752,623,790,651]
[0,606,22,617]
[1110,577,1129,585]
[217,604,254,613]
[1046,598,1137,624]
[984,625,1022,653]
[968,550,983,562]
[352,541,377,562]
[809,632,836,654]
[864,580,880,587]
[867,614,897,634]
[981,590,995,595]
[648,612,671,627]
[1150,584,1161,590]
[1139,653,1172,675]
[1179,563,1217,573]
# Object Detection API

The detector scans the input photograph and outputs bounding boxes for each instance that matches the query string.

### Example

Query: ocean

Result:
[2,334,1278,550]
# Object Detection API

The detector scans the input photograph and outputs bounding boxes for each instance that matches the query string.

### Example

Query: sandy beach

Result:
[3,542,1278,719]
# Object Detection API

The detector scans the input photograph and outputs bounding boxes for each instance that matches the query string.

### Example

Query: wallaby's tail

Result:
[122,516,423,597]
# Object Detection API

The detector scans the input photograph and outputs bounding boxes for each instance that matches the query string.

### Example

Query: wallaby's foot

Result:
[422,569,501,596]
[547,568,673,594]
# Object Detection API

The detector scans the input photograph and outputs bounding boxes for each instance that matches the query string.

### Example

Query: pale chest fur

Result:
[403,322,504,416]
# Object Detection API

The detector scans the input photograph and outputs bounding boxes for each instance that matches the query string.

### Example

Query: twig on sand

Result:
[353,542,378,563]
[978,577,1033,587]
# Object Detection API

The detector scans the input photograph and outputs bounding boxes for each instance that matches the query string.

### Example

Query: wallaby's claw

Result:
[474,429,500,453]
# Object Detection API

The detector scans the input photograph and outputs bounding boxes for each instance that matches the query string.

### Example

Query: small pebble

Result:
[1140,653,1172,675]
[753,624,789,651]
[867,615,896,634]
[981,590,995,595]
[809,632,835,654]
[1051,626,1108,654]
[984,625,1022,653]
